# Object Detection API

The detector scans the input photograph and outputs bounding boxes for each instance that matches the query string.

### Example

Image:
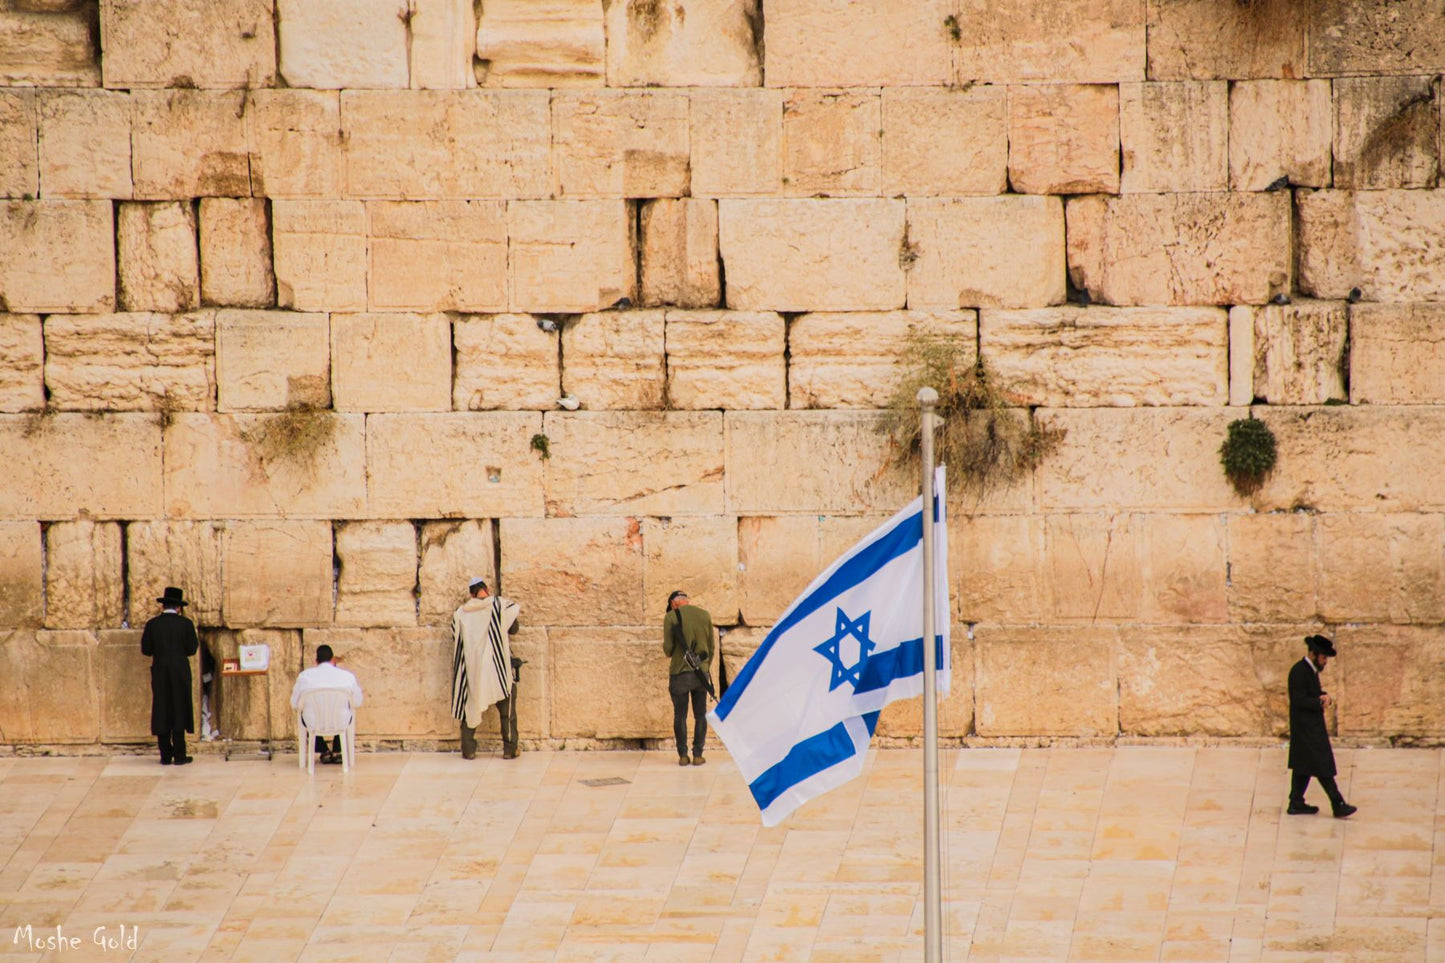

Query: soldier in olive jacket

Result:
[663,590,714,767]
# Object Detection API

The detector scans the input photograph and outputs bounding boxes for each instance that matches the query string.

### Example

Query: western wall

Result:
[0,0,1442,753]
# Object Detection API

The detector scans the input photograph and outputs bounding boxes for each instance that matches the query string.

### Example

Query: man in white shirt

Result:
[290,644,363,764]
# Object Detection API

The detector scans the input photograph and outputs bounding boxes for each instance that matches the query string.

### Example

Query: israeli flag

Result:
[710,467,949,826]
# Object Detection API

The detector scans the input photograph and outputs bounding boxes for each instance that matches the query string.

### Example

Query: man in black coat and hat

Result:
[1287,633,1357,818]
[142,586,200,765]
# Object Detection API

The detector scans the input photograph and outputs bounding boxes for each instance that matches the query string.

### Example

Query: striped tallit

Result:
[451,594,520,729]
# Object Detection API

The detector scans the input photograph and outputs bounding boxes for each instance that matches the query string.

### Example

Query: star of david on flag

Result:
[709,466,950,826]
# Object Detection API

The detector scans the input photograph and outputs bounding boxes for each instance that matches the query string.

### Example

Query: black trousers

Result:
[157,731,187,762]
[459,688,519,759]
[314,735,341,755]
[1291,770,1345,808]
[670,674,707,758]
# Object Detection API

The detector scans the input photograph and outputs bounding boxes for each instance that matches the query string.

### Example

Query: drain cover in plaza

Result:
[579,777,630,787]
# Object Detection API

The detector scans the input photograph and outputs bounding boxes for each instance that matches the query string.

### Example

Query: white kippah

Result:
[468,575,487,589]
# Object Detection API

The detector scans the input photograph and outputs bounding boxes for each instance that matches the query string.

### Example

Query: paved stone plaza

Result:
[2,745,1442,962]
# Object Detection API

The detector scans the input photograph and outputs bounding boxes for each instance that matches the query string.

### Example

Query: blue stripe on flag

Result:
[853,635,947,694]
[715,508,923,721]
[748,712,882,811]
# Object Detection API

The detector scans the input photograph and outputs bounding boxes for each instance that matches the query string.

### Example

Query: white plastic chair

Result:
[296,687,357,773]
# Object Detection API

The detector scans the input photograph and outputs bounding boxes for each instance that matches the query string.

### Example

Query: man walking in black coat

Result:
[1287,634,1357,818]
[142,586,200,766]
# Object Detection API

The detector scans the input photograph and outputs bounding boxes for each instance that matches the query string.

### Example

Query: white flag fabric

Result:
[709,466,949,826]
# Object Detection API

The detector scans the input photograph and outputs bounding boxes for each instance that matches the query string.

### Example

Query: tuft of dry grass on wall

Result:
[884,330,1066,497]
[240,405,338,477]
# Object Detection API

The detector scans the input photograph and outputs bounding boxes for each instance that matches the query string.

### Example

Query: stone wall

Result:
[1,0,1443,749]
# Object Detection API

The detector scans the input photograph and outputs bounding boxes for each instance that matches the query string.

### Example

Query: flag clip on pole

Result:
[918,386,943,963]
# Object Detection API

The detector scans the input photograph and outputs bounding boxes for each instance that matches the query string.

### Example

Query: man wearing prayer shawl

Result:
[451,576,522,760]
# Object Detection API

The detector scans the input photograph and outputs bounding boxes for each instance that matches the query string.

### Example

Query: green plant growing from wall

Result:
[530,432,551,460]
[884,330,1065,497]
[1219,417,1277,496]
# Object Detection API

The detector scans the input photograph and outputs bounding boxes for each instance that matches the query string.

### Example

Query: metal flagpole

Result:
[917,386,943,963]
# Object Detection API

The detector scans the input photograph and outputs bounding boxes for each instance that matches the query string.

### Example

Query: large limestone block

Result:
[689,88,781,196]
[215,310,330,411]
[664,311,785,411]
[417,519,494,625]
[500,518,645,626]
[276,0,407,88]
[1066,193,1290,306]
[336,521,419,628]
[542,411,725,516]
[342,90,551,198]
[950,515,1043,624]
[763,0,951,86]
[781,88,881,197]
[953,0,1145,83]
[605,0,760,86]
[975,625,1117,736]
[210,627,300,741]
[43,312,214,412]
[640,199,720,309]
[1044,513,1141,621]
[464,625,548,741]
[559,310,665,409]
[223,520,333,627]
[163,412,366,518]
[875,630,974,738]
[1225,512,1316,623]
[125,519,225,628]
[0,522,42,625]
[0,6,100,87]
[1008,84,1120,195]
[116,202,199,313]
[1118,626,1271,736]
[130,91,249,198]
[453,314,559,411]
[367,412,545,517]
[1333,76,1439,190]
[0,630,98,743]
[1298,190,1445,302]
[1307,0,1445,76]
[1233,301,1347,406]
[881,87,1007,196]
[0,413,161,519]
[550,626,672,739]
[1139,513,1227,623]
[100,0,275,89]
[508,200,634,312]
[1227,80,1332,191]
[0,314,43,411]
[1145,0,1304,80]
[199,198,273,308]
[0,200,113,313]
[409,0,475,90]
[1036,408,1240,511]
[1118,82,1226,193]
[97,629,150,742]
[302,628,453,738]
[271,200,367,312]
[981,307,1227,407]
[1335,625,1445,739]
[0,91,37,198]
[37,89,132,198]
[552,90,690,197]
[1350,304,1445,405]
[245,89,343,198]
[642,516,739,624]
[1317,513,1445,624]
[474,0,604,88]
[907,196,1065,310]
[44,519,123,629]
[725,411,911,514]
[788,310,976,410]
[331,313,453,412]
[368,200,507,312]
[719,198,905,311]
[737,515,821,624]
[1254,406,1445,513]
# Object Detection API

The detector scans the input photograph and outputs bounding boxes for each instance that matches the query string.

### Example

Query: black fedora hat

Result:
[157,586,188,608]
[1305,634,1336,657]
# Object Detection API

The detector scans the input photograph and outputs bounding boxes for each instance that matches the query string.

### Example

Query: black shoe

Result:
[174,756,193,765]
[1286,801,1319,815]
[1333,803,1357,819]
[160,758,172,766]
[502,747,518,760]
[322,753,342,765]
